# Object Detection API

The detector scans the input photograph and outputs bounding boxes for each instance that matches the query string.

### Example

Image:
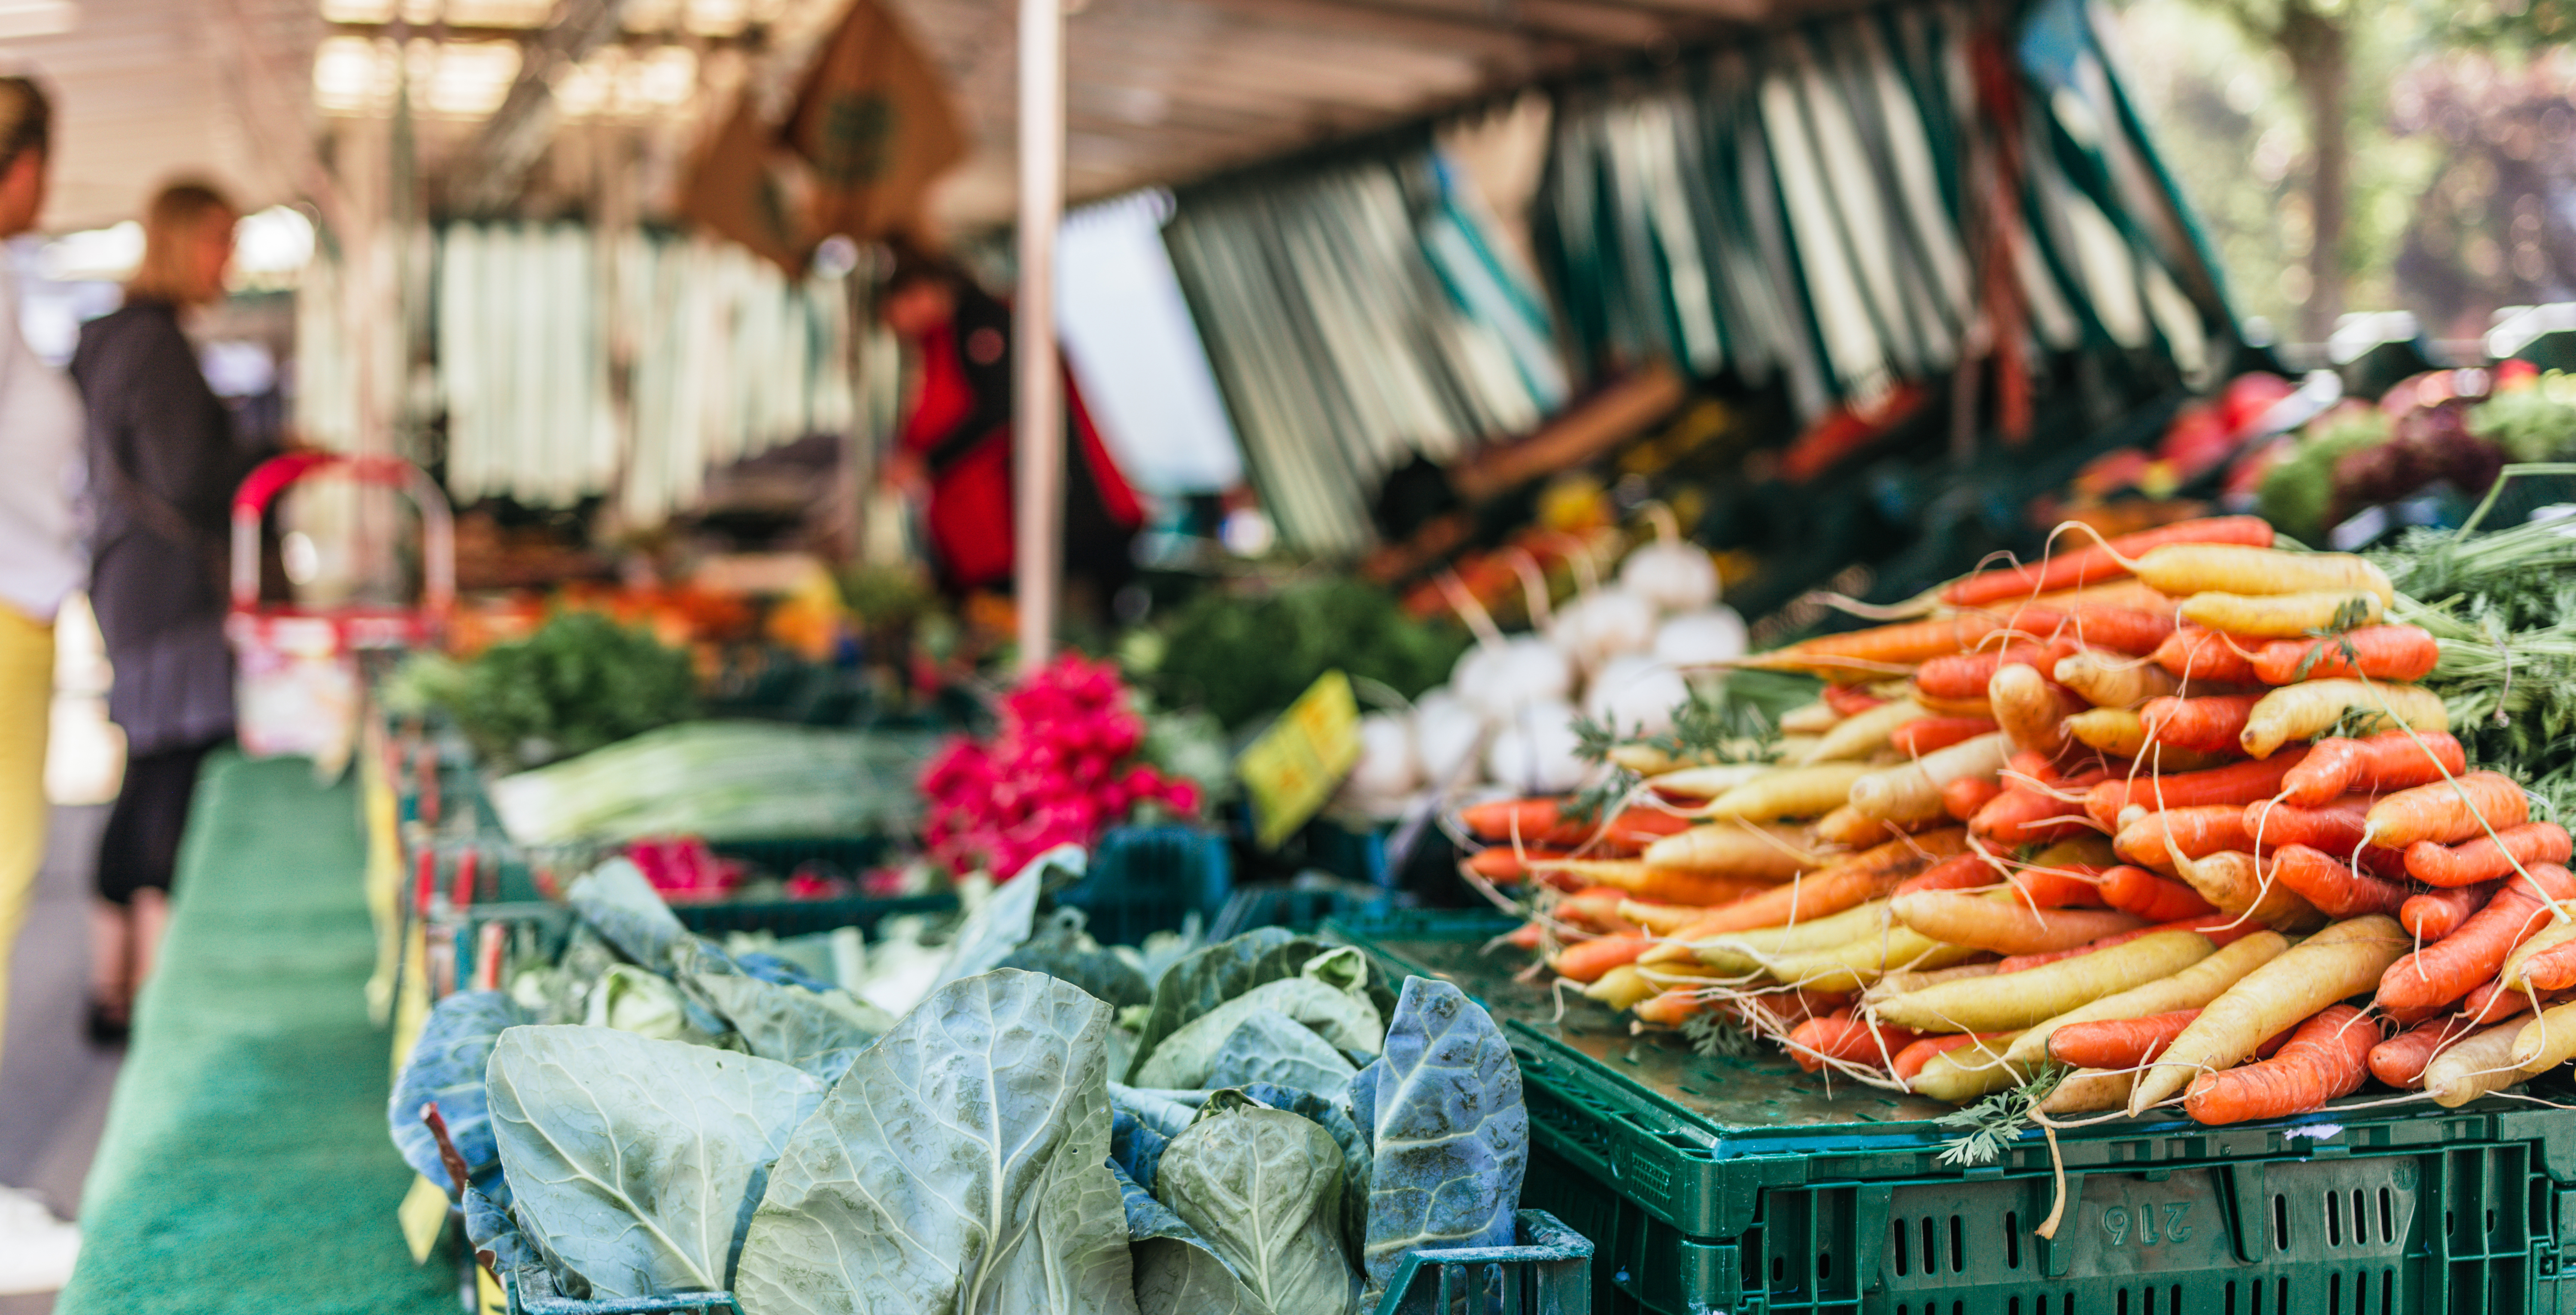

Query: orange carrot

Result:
[1889,890,2145,955]
[2378,864,2576,1012]
[1916,640,2079,703]
[1942,776,2006,822]
[1549,933,1654,983]
[1506,922,1543,950]
[2085,749,2311,829]
[2183,1003,2377,1125]
[1460,799,1689,849]
[2513,937,2576,994]
[2059,606,2178,657]
[1644,834,1964,950]
[1891,1032,2008,1084]
[2011,864,2110,909]
[1823,683,1888,715]
[2365,772,2531,848]
[2150,625,2266,685]
[1602,809,1696,847]
[2406,822,2575,887]
[2460,978,2542,1027]
[1786,1015,1922,1072]
[1941,515,2274,607]
[2242,795,2376,858]
[2266,845,2412,919]
[1895,851,1997,897]
[1971,787,2095,846]
[2251,625,2441,685]
[2139,693,2266,753]
[2280,731,2469,807]
[1460,798,1563,842]
[1467,847,1576,882]
[1750,612,2063,679]
[2369,997,2533,1089]
[1630,988,1707,1027]
[2099,864,2221,921]
[2114,806,2257,869]
[2049,1009,2201,1069]
[2400,881,2497,941]
[1893,716,2002,757]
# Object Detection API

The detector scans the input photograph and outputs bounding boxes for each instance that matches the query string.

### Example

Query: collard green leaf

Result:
[1111,1109,1171,1196]
[1347,1059,1382,1157]
[1231,1083,1371,1266]
[1001,912,1152,1009]
[389,990,527,1187]
[1112,1162,1265,1315]
[1111,1084,1208,1139]
[690,971,892,1068]
[585,964,711,1043]
[1359,978,1527,1297]
[1159,1106,1359,1315]
[1203,1009,1359,1102]
[568,859,686,971]
[1124,929,1327,1084]
[733,969,1139,1315]
[486,1026,825,1297]
[465,1184,538,1275]
[930,845,1078,992]
[1131,975,1383,1090]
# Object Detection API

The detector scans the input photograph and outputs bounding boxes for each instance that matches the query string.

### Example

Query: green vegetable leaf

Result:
[1132,956,1384,1090]
[733,970,1138,1315]
[1159,1106,1359,1315]
[1202,1008,1360,1101]
[1124,930,1329,1084]
[689,972,890,1070]
[567,860,686,972]
[1000,909,1151,1009]
[1111,1160,1261,1315]
[486,1026,826,1298]
[1933,1065,2069,1168]
[389,990,526,1190]
[1357,977,1528,1299]
[1680,1010,1758,1059]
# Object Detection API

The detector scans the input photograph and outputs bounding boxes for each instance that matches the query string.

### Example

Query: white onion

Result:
[1412,688,1486,787]
[1485,700,1588,794]
[1555,587,1659,671]
[1621,540,1721,613]
[1654,608,1749,667]
[1583,654,1688,736]
[1348,712,1422,799]
[1465,636,1574,722]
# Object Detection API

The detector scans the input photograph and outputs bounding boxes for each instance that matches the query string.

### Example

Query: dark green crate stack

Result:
[1327,910,2576,1315]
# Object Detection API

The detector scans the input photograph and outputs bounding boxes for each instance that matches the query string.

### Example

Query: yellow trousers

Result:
[0,606,50,1073]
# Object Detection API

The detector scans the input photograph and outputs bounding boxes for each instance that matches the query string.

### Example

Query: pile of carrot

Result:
[1464,516,2576,1124]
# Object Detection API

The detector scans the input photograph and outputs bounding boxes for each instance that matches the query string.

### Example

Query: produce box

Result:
[1328,910,2576,1315]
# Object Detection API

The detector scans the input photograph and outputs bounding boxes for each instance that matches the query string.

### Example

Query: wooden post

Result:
[1013,0,1064,673]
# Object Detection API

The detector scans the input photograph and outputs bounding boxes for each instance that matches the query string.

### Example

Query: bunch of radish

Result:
[1464,512,2576,1124]
[1346,511,1741,815]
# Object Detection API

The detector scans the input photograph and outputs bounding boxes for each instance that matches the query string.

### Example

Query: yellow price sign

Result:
[1237,671,1363,849]
[398,1173,452,1264]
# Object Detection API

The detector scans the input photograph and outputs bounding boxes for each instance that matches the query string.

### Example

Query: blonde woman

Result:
[0,75,85,1296]
[69,180,271,1043]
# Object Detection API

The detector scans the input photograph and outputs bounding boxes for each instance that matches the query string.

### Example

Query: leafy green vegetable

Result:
[1112,1084,1207,1140]
[489,721,932,846]
[1111,1108,1172,1194]
[2469,372,2576,463]
[486,1026,825,1298]
[397,611,698,770]
[2376,513,2576,816]
[389,991,526,1190]
[1112,1160,1263,1315]
[1131,961,1384,1090]
[567,860,686,971]
[733,970,1137,1315]
[1142,578,1470,730]
[464,1185,537,1274]
[931,845,1074,993]
[1000,909,1152,1009]
[2260,404,2393,545]
[583,965,720,1043]
[1158,1105,1360,1315]
[689,972,890,1071]
[1356,977,1527,1298]
[1125,930,1329,1084]
[1216,1084,1372,1266]
[1202,1008,1359,1100]
[1934,1066,2069,1167]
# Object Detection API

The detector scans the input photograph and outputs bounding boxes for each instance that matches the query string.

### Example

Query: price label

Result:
[398,1173,451,1264]
[1238,670,1363,849]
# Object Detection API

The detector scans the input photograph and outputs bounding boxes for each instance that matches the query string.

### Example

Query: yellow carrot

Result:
[2129,916,2409,1114]
[2040,1068,2138,1114]
[1696,763,1877,821]
[1861,962,2002,1007]
[2002,930,2288,1068]
[2425,1023,2528,1108]
[2172,849,2325,930]
[2054,651,2181,709]
[1872,929,2215,1034]
[1804,698,1928,764]
[1641,820,1823,878]
[1847,733,2010,822]
[1637,833,1960,965]
[1812,805,1925,848]
[1779,701,1842,735]
[1888,889,2145,956]
[1989,662,2073,756]
[1646,762,1776,801]
[2511,998,2576,1074]
[2132,545,2394,603]
[1582,965,1667,1012]
[2239,679,2446,758]
[2180,590,2387,639]
[1762,927,1979,992]
[1909,1031,2030,1104]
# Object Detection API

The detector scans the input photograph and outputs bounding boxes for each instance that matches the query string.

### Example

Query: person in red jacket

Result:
[878,245,1143,612]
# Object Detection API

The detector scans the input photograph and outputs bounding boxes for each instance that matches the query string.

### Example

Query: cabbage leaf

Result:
[1111,1161,1264,1315]
[1203,1008,1358,1101]
[389,990,526,1189]
[732,969,1138,1315]
[486,1026,825,1298]
[1131,953,1382,1090]
[1358,978,1527,1297]
[1124,929,1326,1083]
[689,971,891,1068]
[1159,1105,1358,1315]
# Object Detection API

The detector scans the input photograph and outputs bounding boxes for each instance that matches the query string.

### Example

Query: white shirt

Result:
[0,267,84,622]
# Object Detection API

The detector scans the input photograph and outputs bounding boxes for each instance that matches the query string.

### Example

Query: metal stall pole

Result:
[1013,0,1066,673]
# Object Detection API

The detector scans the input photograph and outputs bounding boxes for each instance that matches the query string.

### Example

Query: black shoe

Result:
[84,998,129,1046]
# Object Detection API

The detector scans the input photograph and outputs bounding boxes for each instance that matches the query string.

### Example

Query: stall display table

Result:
[55,752,450,1315]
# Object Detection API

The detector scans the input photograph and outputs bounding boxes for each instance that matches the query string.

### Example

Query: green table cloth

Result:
[56,752,452,1315]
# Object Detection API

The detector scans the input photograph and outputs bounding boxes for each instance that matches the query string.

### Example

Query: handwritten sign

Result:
[1237,671,1363,849]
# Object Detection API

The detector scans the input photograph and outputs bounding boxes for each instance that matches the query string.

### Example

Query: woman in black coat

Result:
[70,179,271,1037]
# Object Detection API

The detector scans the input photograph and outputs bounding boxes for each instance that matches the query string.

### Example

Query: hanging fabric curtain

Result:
[1533,0,2234,422]
[422,224,864,526]
[1163,143,1566,556]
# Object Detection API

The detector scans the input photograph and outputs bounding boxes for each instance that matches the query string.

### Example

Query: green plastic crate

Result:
[1327,910,2576,1315]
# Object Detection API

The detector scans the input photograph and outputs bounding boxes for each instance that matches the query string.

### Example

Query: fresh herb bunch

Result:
[2468,371,2576,464]
[1141,578,1469,731]
[396,612,699,770]
[2375,516,2576,816]
[1934,1065,2069,1167]
[1681,1009,1759,1059]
